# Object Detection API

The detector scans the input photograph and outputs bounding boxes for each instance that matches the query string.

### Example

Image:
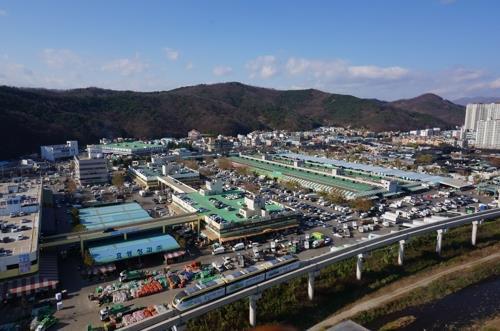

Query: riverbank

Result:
[187,219,500,331]
[308,244,500,330]
[356,255,500,330]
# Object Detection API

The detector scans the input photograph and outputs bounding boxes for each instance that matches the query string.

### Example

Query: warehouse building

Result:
[232,153,470,198]
[78,202,152,231]
[87,141,168,158]
[88,235,180,264]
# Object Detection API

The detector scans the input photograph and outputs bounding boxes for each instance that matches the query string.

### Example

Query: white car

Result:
[232,243,245,251]
[212,246,225,255]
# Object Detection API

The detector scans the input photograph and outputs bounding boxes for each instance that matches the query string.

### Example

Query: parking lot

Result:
[42,162,498,330]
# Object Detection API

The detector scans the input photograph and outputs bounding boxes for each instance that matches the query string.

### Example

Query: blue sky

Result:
[0,0,499,100]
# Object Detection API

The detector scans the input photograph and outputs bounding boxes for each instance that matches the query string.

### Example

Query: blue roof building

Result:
[89,234,180,264]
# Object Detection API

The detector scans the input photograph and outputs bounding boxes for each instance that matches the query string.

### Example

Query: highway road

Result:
[120,207,500,331]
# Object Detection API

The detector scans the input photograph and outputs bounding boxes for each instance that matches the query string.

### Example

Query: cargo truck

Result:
[119,270,148,282]
[35,315,58,331]
[99,304,129,321]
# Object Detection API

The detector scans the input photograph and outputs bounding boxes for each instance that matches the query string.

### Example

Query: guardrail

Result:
[120,208,500,331]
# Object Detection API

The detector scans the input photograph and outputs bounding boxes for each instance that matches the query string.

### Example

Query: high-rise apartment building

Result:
[463,103,500,149]
[476,119,500,149]
[464,103,500,131]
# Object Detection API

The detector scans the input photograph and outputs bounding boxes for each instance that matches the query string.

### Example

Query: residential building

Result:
[464,103,500,131]
[476,119,500,149]
[74,156,108,186]
[188,129,202,141]
[40,141,78,162]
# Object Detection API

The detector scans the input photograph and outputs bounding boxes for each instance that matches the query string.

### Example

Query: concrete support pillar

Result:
[356,253,363,281]
[471,221,479,246]
[307,272,315,301]
[80,238,84,258]
[171,325,186,331]
[162,224,166,234]
[197,219,201,236]
[436,229,443,255]
[123,232,128,240]
[249,294,261,327]
[398,240,405,266]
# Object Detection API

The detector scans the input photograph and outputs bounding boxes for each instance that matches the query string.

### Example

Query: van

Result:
[232,243,245,251]
[212,246,225,255]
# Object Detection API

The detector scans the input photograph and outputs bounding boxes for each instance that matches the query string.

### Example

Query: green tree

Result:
[216,158,233,170]
[415,154,433,165]
[70,207,80,226]
[282,180,302,191]
[349,198,373,212]
[325,191,347,204]
[112,172,125,189]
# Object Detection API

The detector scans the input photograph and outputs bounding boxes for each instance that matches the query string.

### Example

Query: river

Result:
[365,275,500,330]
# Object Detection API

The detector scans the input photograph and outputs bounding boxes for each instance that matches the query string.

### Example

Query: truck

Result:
[99,304,129,321]
[119,270,147,282]
[35,315,58,331]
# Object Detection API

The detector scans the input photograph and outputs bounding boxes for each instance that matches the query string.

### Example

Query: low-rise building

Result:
[87,140,167,158]
[172,181,299,243]
[40,140,78,161]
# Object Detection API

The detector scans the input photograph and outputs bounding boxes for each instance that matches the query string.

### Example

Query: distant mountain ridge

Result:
[0,82,465,158]
[453,96,500,106]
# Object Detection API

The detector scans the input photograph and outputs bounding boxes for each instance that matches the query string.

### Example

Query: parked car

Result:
[232,243,245,251]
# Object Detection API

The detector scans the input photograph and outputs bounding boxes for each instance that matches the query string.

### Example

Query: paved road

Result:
[308,251,500,331]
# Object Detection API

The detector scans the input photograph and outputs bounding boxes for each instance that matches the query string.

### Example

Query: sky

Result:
[0,0,500,100]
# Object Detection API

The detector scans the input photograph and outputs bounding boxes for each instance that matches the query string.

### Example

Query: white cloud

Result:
[0,9,7,16]
[185,62,194,70]
[164,48,179,61]
[285,57,408,81]
[212,65,233,76]
[490,78,500,89]
[246,55,278,79]
[42,49,81,68]
[102,56,148,76]
[348,66,408,79]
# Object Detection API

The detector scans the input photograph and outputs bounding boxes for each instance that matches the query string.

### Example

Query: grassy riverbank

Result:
[353,255,500,327]
[187,219,500,331]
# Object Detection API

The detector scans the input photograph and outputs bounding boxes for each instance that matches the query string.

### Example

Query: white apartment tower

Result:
[476,119,500,149]
[463,103,500,149]
[464,103,500,131]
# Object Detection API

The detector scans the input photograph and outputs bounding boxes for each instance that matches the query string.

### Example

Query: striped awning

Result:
[87,263,116,275]
[0,253,59,300]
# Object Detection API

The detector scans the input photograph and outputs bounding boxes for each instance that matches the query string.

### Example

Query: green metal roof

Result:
[186,190,282,223]
[230,156,377,192]
[97,141,164,150]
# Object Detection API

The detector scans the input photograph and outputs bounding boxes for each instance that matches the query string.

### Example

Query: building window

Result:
[6,263,19,270]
